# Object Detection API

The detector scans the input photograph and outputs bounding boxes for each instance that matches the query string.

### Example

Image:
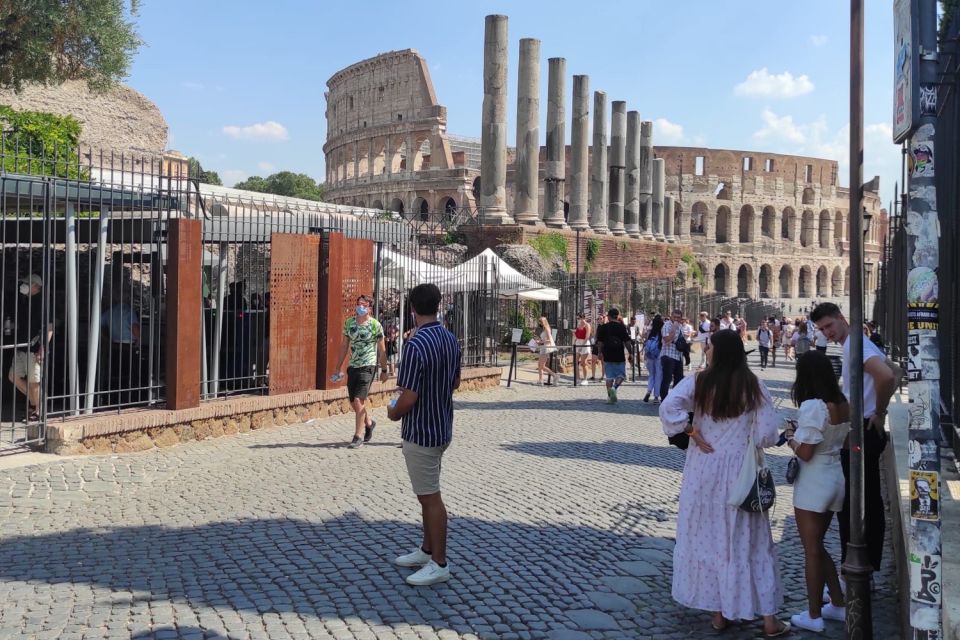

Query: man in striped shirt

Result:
[387,283,462,586]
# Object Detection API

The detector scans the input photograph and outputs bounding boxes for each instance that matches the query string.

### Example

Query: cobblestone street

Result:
[0,360,900,639]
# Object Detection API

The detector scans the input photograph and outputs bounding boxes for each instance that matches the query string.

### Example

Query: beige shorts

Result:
[10,350,41,384]
[402,440,449,496]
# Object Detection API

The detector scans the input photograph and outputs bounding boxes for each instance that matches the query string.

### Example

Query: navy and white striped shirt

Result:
[397,322,462,447]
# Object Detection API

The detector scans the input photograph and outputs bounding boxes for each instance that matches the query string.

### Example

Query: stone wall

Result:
[45,367,501,455]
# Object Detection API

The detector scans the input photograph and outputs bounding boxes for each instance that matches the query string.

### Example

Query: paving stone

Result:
[0,363,902,639]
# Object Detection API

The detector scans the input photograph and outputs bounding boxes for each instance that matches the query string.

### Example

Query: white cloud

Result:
[734,68,815,99]
[654,118,685,144]
[257,161,274,172]
[222,121,289,142]
[753,109,807,144]
[222,169,248,187]
[810,35,828,47]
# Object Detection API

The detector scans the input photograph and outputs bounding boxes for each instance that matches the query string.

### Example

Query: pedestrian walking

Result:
[659,309,686,401]
[811,302,897,574]
[536,316,559,386]
[757,321,772,370]
[658,329,789,636]
[696,311,711,369]
[782,319,796,362]
[642,314,663,403]
[595,308,630,403]
[792,322,813,357]
[573,313,592,386]
[387,283,462,586]
[334,294,389,449]
[770,317,781,367]
[590,314,606,381]
[681,317,694,370]
[782,350,849,633]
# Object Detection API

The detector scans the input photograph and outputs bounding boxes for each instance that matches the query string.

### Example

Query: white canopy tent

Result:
[445,248,560,301]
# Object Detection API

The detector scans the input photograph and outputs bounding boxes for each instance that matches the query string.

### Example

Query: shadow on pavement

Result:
[0,513,683,638]
[502,440,686,471]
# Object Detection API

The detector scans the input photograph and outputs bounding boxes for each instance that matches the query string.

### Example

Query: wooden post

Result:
[165,219,202,410]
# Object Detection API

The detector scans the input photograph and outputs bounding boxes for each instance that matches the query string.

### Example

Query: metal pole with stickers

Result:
[893,0,943,636]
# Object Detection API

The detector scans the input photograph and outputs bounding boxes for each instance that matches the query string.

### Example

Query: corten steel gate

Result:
[268,234,320,395]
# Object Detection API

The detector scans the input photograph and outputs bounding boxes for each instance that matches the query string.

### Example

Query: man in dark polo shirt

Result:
[387,283,461,586]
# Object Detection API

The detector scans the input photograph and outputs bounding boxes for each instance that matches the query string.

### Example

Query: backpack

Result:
[795,334,812,354]
[675,330,690,354]
[644,336,661,359]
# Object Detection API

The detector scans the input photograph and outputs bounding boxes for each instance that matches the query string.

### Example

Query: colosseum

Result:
[324,48,885,311]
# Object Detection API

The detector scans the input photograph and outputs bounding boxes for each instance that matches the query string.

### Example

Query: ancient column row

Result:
[481,14,677,241]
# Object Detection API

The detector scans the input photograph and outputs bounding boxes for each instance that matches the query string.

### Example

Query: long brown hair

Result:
[694,329,763,420]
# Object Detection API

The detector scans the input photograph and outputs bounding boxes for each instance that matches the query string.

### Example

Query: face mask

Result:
[356,305,369,316]
[19,284,30,295]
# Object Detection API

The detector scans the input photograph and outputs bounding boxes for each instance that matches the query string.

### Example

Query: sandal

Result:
[764,620,791,637]
[710,614,729,631]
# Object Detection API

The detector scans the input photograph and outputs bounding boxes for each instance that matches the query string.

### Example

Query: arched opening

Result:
[800,209,815,247]
[440,197,457,213]
[737,264,753,297]
[412,138,430,171]
[761,206,776,239]
[831,266,843,296]
[779,265,793,298]
[781,207,796,241]
[714,264,729,295]
[371,140,386,175]
[816,266,829,296]
[819,210,832,249]
[413,197,429,221]
[802,186,816,205]
[834,210,844,245]
[563,201,570,222]
[759,264,773,298]
[799,266,813,298]
[716,206,730,243]
[389,198,405,215]
[691,202,707,234]
[472,176,481,202]
[371,199,384,211]
[739,205,755,243]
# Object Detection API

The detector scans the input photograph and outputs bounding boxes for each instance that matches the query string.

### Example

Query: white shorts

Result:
[10,350,41,384]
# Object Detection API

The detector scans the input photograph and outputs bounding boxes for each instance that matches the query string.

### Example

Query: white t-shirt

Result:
[842,334,886,418]
[815,329,829,348]
[698,320,711,342]
[757,327,771,347]
[719,317,733,330]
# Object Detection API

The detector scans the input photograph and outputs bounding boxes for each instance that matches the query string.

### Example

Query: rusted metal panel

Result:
[165,219,202,410]
[318,232,374,390]
[268,233,320,395]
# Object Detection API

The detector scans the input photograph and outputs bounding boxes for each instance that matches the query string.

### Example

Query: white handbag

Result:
[727,414,776,512]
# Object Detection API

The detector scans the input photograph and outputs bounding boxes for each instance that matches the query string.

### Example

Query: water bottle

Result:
[388,390,402,409]
[330,372,344,383]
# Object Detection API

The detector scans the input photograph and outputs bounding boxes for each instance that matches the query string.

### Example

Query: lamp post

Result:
[845,1,873,636]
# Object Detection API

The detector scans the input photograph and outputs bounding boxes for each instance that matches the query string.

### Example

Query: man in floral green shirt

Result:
[335,294,388,448]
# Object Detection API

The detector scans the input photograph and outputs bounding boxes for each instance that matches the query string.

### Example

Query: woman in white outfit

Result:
[536,316,559,385]
[783,350,849,633]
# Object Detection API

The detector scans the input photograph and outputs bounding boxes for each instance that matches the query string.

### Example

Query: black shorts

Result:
[347,366,377,401]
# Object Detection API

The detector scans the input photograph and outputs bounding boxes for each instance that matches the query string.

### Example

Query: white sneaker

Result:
[394,547,431,568]
[821,603,846,622]
[405,560,450,586]
[822,577,846,604]
[791,611,825,633]
[579,380,589,386]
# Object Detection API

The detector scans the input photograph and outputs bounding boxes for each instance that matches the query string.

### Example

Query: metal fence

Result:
[0,137,504,449]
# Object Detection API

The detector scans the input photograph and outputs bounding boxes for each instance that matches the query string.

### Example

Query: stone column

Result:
[479,14,512,223]
[663,195,675,242]
[385,137,393,175]
[607,100,627,236]
[639,121,654,239]
[679,203,692,242]
[567,75,590,230]
[589,91,609,234]
[652,158,665,241]
[513,37,541,225]
[624,110,641,238]
[543,57,568,228]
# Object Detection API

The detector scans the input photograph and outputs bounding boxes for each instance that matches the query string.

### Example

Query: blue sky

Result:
[129,1,902,205]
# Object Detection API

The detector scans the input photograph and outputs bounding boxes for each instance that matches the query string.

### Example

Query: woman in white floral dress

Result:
[659,329,789,636]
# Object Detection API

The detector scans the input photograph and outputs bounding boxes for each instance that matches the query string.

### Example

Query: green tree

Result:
[0,105,86,178]
[0,0,143,93]
[234,171,326,201]
[187,156,222,185]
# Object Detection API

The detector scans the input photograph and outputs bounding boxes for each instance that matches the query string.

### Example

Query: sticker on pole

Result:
[910,141,935,178]
[909,470,940,521]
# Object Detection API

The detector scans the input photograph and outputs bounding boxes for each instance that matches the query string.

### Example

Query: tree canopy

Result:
[234,171,326,201]
[0,0,142,93]
[0,105,85,178]
[187,156,222,185]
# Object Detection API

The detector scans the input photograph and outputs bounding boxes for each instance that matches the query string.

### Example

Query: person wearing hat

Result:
[7,274,51,421]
